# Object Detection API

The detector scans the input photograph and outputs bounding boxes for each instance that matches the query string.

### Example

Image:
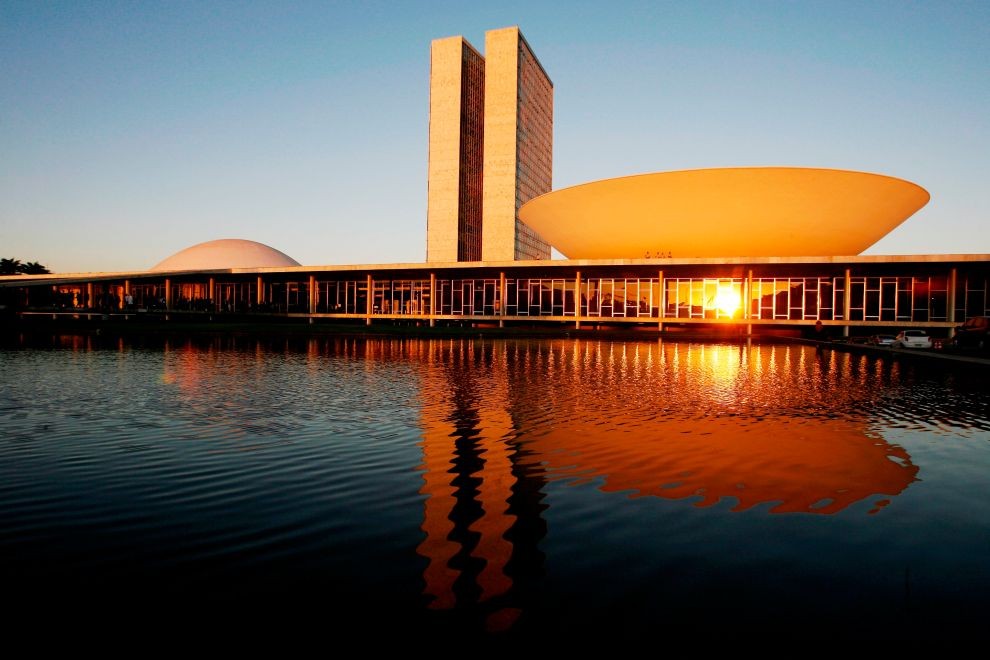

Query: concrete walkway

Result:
[799,338,990,369]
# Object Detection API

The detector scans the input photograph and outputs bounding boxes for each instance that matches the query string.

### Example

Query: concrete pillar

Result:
[429,272,436,328]
[743,270,752,321]
[86,282,94,310]
[744,268,752,336]
[948,267,958,334]
[657,269,664,332]
[208,277,216,311]
[256,276,264,306]
[843,268,852,338]
[164,278,172,310]
[575,270,582,329]
[309,275,317,314]
[499,271,506,328]
[366,274,373,326]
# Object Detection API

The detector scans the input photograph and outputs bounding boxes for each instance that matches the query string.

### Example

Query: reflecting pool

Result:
[1,335,988,639]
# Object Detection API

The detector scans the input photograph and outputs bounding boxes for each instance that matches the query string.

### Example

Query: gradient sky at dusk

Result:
[2,0,987,272]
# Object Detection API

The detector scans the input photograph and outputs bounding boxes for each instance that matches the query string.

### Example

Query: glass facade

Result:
[665,278,744,320]
[846,276,948,322]
[749,277,840,321]
[507,278,576,316]
[437,279,498,316]
[374,280,431,315]
[958,274,989,322]
[13,264,990,329]
[317,281,367,315]
[584,278,660,317]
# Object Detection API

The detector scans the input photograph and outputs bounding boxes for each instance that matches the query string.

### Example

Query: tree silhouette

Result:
[1,258,50,274]
[20,261,51,274]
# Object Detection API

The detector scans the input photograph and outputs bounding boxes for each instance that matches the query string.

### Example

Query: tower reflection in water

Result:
[417,340,547,632]
[415,339,918,629]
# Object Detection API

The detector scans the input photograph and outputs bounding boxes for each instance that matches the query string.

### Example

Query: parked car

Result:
[951,316,989,351]
[892,330,932,349]
[869,334,896,346]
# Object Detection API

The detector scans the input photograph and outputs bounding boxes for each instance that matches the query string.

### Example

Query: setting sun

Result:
[714,286,742,316]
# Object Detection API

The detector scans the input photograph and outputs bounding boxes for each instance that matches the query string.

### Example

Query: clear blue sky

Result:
[1,0,987,272]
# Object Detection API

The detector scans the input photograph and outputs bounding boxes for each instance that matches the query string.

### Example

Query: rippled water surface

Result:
[2,334,989,638]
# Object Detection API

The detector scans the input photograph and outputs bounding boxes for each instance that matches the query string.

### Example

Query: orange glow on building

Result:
[426,26,552,263]
[519,167,930,258]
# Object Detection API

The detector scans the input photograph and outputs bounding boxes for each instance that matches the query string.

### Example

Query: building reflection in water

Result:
[417,340,547,632]
[414,338,919,629]
[25,333,922,630]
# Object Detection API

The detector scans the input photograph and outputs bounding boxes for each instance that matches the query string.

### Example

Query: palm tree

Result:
[1,258,22,274]
[20,261,50,274]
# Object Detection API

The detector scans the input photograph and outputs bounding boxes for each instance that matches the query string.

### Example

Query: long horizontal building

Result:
[2,245,988,337]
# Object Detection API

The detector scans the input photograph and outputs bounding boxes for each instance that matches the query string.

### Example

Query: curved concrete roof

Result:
[152,239,300,271]
[518,167,930,258]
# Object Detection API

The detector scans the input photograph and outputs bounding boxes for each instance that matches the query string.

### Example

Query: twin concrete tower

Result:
[426,27,553,262]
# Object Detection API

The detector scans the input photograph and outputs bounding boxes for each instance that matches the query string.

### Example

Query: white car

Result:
[892,330,932,349]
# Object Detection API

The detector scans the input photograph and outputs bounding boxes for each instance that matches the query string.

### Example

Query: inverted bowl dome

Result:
[518,167,930,259]
[152,239,300,271]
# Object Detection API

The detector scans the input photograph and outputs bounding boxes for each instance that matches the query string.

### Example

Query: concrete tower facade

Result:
[426,37,486,263]
[481,27,553,261]
[426,26,553,263]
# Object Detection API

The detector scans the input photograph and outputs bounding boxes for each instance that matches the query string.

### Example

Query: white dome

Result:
[152,239,301,271]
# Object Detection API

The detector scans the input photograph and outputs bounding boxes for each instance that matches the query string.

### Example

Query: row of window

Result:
[48,275,990,322]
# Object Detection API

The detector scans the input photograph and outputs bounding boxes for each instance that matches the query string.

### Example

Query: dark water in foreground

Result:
[1,334,989,639]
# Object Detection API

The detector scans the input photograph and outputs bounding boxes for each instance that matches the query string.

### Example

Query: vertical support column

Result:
[86,282,94,311]
[948,267,958,335]
[843,268,852,338]
[745,268,753,336]
[256,276,264,307]
[208,277,216,312]
[164,278,172,310]
[365,273,373,326]
[309,274,317,323]
[575,270,582,329]
[499,272,506,328]
[429,272,436,328]
[657,269,664,333]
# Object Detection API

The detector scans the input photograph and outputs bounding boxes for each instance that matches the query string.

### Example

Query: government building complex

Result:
[3,27,988,337]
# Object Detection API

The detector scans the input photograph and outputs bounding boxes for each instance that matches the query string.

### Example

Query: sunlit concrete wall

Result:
[482,27,553,262]
[426,37,485,263]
